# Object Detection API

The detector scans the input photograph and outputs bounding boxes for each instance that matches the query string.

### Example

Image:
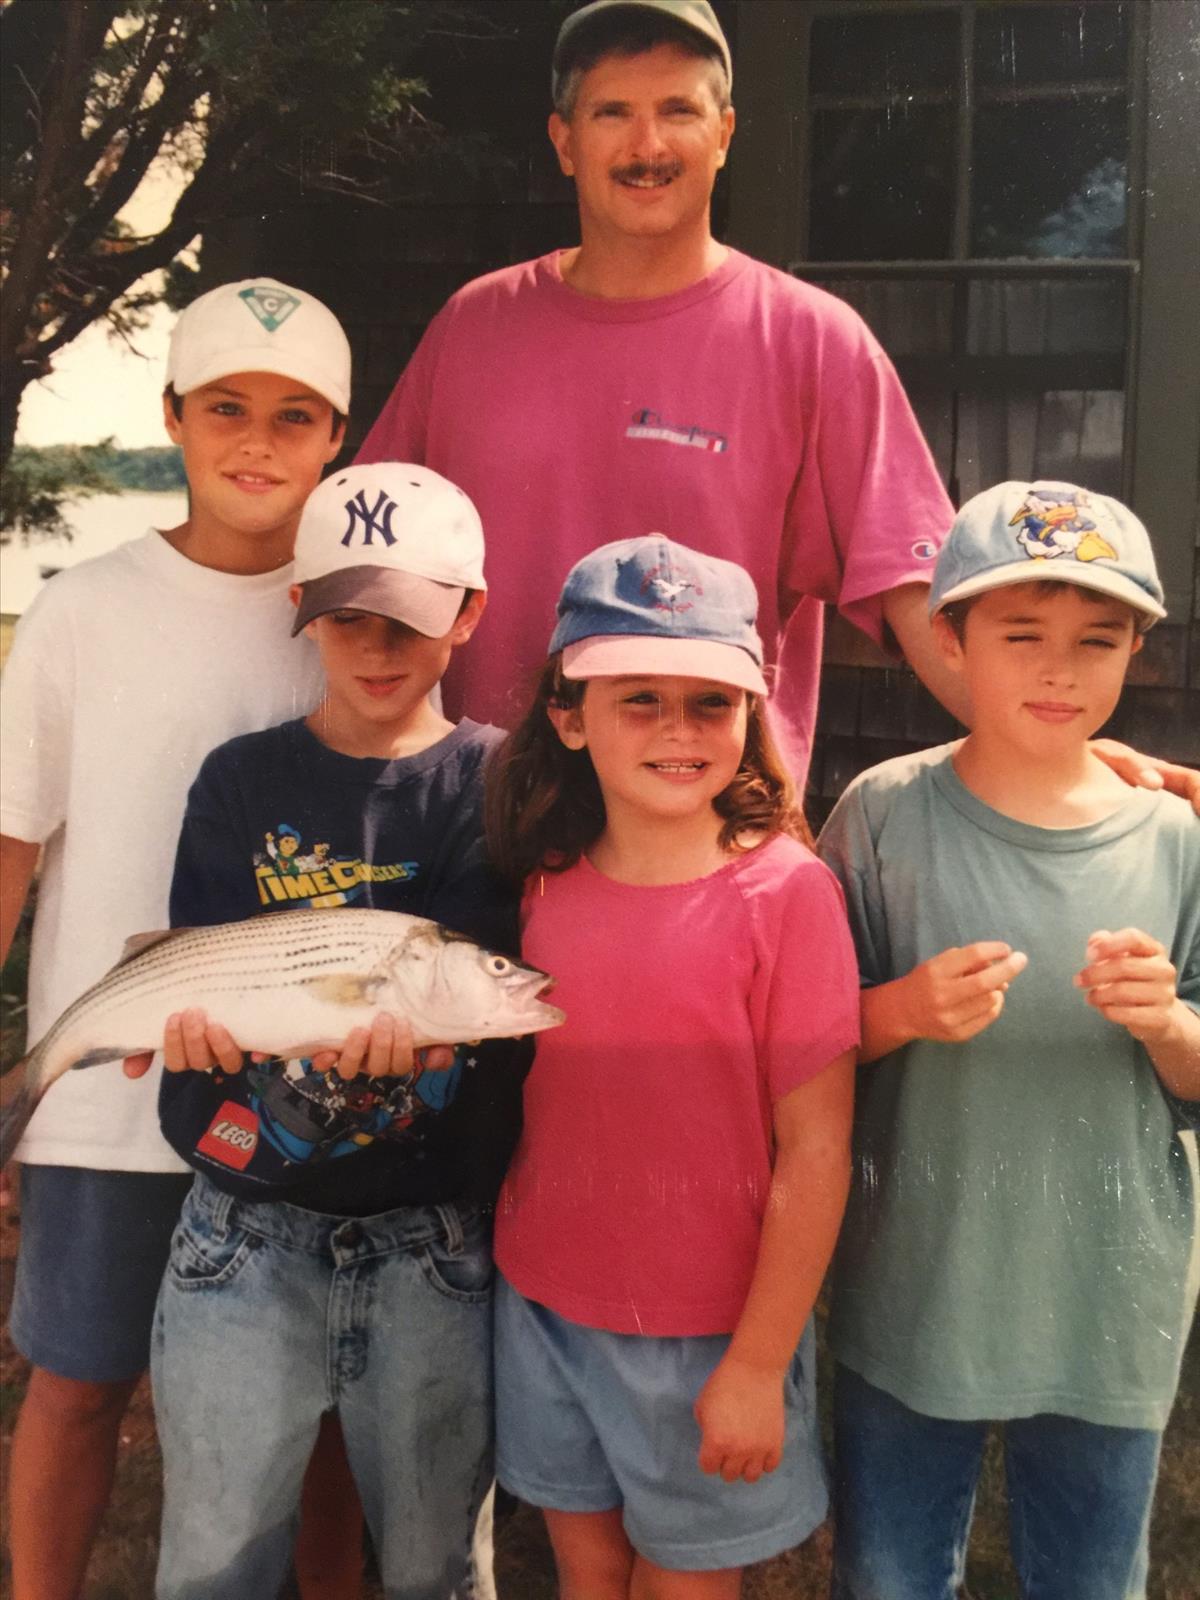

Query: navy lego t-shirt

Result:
[158,717,528,1215]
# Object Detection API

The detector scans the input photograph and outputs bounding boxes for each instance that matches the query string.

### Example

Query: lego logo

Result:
[211,1120,255,1151]
[198,1101,259,1170]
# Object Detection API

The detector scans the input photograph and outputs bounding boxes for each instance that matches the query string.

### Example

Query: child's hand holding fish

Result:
[122,1009,457,1081]
[1,907,563,1167]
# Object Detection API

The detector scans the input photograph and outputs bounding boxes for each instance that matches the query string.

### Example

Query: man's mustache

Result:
[610,160,683,185]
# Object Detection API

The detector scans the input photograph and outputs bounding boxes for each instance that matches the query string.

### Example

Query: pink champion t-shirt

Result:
[357,249,952,781]
[493,836,862,1337]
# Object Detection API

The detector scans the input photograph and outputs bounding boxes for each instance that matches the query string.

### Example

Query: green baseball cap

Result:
[552,0,732,104]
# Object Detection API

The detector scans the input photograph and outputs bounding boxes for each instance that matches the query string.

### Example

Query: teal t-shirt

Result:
[818,745,1200,1430]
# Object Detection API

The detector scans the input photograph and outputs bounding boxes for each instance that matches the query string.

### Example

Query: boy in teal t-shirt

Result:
[818,481,1200,1600]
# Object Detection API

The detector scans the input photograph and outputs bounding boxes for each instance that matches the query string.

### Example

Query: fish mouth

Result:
[507,970,565,1029]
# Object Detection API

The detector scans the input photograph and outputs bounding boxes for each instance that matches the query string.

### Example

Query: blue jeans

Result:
[832,1365,1162,1600]
[152,1175,494,1600]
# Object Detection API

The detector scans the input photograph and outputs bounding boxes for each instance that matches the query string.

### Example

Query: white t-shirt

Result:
[0,530,324,1170]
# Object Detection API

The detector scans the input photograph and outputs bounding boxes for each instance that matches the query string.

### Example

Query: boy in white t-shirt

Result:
[0,278,385,1598]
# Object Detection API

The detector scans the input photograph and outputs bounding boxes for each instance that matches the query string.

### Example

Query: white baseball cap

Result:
[166,278,351,414]
[291,463,486,637]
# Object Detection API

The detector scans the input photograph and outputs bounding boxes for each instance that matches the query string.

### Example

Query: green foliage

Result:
[102,444,187,491]
[0,442,118,540]
[0,442,185,540]
[1,0,498,463]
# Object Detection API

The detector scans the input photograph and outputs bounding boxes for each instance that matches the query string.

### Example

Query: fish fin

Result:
[70,1048,132,1070]
[0,1058,38,1169]
[301,973,381,1006]
[113,928,187,968]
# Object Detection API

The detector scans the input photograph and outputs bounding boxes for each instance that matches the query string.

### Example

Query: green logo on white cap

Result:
[238,285,301,333]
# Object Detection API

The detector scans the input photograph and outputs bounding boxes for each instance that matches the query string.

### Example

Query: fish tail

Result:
[0,1058,39,1170]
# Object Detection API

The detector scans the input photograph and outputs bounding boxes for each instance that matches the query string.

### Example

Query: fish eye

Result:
[485,955,512,976]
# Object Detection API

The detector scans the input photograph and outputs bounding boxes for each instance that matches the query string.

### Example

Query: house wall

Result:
[203,0,1197,812]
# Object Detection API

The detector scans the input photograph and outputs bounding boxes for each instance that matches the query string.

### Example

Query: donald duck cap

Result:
[930,481,1166,630]
[291,463,485,637]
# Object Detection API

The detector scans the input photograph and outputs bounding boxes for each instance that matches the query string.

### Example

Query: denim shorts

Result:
[9,1164,195,1382]
[831,1364,1163,1600]
[153,1174,495,1600]
[494,1274,829,1572]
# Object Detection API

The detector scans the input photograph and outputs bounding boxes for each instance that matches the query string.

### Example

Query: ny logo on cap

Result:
[340,490,398,548]
[238,285,301,333]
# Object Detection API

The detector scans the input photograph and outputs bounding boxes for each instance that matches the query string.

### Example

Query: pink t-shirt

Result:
[359,250,951,778]
[493,835,861,1337]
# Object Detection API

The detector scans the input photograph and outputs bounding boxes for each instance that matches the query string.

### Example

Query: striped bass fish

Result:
[0,907,563,1165]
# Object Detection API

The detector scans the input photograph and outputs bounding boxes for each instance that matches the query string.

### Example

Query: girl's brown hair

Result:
[485,656,812,885]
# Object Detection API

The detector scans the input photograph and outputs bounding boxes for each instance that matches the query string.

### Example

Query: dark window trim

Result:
[728,0,1198,619]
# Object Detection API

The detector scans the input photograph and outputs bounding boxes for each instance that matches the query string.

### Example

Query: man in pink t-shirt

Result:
[358,0,1200,807]
[358,0,965,781]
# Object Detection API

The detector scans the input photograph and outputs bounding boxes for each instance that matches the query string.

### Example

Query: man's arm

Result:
[0,834,40,969]
[881,582,970,725]
[1090,741,1200,817]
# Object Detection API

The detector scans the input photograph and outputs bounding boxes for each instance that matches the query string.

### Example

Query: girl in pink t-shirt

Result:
[486,535,860,1597]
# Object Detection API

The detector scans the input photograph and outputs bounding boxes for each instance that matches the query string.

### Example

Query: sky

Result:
[17,164,187,450]
[17,302,176,448]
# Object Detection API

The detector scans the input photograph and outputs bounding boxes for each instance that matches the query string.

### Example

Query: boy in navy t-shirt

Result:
[150,463,524,1600]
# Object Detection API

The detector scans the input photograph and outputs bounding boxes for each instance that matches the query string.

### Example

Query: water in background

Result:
[0,490,187,616]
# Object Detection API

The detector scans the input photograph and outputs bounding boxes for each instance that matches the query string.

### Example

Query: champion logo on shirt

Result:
[626,407,728,454]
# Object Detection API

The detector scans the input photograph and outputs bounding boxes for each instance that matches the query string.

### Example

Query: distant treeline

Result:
[12,441,186,492]
[2,441,186,539]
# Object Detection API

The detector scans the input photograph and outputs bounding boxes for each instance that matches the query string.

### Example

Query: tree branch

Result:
[0,0,120,360]
[64,0,192,199]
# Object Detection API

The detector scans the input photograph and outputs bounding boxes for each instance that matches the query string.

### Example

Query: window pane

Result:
[976,2,1130,90]
[956,390,1124,500]
[966,279,1127,354]
[972,100,1128,257]
[810,107,956,260]
[810,279,954,354]
[1033,389,1125,491]
[810,9,958,96]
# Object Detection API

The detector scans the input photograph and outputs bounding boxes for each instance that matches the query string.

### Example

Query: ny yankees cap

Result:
[550,535,767,694]
[552,1,732,102]
[166,278,352,414]
[291,463,486,637]
[930,481,1165,629]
